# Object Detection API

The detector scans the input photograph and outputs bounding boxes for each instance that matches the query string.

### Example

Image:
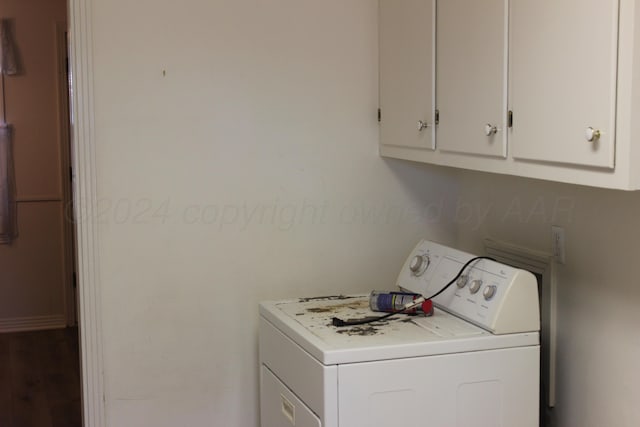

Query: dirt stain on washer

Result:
[336,326,381,336]
[305,299,369,314]
[299,295,358,303]
[307,307,332,313]
[333,319,391,336]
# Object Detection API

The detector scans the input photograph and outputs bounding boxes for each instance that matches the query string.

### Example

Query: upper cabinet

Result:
[379,0,640,190]
[437,0,508,158]
[509,0,618,168]
[379,0,436,151]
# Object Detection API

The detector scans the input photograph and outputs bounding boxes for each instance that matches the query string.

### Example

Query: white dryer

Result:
[259,240,540,427]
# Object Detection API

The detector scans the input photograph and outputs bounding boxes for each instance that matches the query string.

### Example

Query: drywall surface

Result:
[455,170,640,427]
[89,1,456,425]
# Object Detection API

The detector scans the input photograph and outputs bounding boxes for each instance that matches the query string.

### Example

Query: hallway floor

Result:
[0,327,81,427]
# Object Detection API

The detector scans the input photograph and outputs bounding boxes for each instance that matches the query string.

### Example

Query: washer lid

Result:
[260,295,539,365]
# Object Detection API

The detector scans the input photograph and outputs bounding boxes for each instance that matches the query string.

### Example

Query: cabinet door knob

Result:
[585,127,601,142]
[484,123,498,136]
[418,120,431,131]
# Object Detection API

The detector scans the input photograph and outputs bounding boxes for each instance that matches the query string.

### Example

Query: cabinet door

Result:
[436,0,508,158]
[379,0,436,150]
[510,0,618,168]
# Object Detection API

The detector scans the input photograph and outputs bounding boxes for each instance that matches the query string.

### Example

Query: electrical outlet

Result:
[551,226,565,264]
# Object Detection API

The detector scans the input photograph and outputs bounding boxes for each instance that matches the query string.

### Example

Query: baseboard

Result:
[0,314,67,333]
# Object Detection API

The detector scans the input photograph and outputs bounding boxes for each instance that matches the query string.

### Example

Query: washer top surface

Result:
[260,295,539,365]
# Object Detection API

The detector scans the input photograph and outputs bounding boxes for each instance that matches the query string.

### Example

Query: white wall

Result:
[89,1,456,425]
[454,170,640,427]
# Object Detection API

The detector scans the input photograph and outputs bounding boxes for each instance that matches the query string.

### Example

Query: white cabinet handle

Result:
[484,124,498,136]
[585,127,601,142]
[418,120,431,131]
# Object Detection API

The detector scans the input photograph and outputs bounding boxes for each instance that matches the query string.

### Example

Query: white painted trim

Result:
[68,0,105,426]
[55,20,76,328]
[0,315,67,333]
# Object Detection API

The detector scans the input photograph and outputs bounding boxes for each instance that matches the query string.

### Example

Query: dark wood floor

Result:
[0,328,81,427]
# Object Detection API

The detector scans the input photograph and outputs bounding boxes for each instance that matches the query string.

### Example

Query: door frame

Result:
[68,0,105,425]
[55,21,77,327]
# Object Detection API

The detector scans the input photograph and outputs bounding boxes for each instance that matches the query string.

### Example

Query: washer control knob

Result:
[456,275,469,288]
[469,279,483,294]
[409,255,430,276]
[483,285,497,300]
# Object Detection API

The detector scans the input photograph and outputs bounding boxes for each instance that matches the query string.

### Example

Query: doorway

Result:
[0,0,81,425]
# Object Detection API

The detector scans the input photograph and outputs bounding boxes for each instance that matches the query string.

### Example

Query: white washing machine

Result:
[259,240,540,427]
